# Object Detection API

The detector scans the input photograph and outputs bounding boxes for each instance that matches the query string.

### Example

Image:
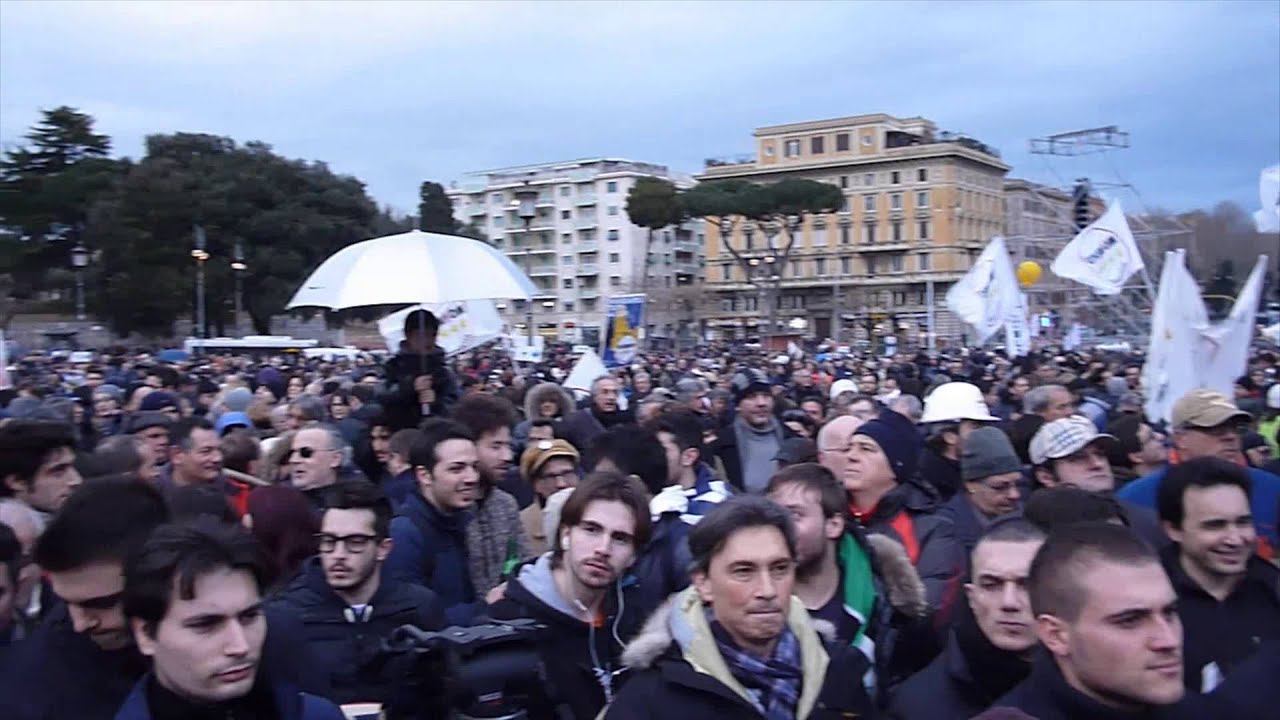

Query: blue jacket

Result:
[385,490,481,625]
[267,557,446,705]
[1117,465,1280,548]
[113,674,344,720]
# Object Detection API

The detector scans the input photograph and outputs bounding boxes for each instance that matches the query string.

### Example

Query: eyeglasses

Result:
[980,480,1019,494]
[538,469,578,483]
[315,533,378,553]
[290,446,336,459]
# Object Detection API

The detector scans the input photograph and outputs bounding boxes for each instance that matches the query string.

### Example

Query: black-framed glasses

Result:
[291,446,334,459]
[315,533,378,553]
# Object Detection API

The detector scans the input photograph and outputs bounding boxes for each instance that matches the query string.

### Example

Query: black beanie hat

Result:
[854,409,922,483]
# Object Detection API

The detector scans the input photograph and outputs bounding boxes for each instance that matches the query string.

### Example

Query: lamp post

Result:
[191,225,210,354]
[514,185,539,343]
[230,239,247,337]
[70,239,89,321]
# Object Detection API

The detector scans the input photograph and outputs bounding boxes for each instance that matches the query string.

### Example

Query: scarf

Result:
[708,610,804,720]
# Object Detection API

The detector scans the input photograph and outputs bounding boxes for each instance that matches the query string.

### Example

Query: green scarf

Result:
[838,533,877,649]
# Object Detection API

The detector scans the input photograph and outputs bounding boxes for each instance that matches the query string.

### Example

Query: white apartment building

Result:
[448,158,702,347]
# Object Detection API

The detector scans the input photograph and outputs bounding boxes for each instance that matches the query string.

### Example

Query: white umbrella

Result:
[286,230,536,310]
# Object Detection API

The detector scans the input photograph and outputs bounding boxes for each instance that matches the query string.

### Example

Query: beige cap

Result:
[1171,389,1251,429]
[519,439,580,480]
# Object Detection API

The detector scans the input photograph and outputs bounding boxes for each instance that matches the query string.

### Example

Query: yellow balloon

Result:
[1016,260,1042,288]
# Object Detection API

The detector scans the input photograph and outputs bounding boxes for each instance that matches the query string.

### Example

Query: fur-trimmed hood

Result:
[864,533,929,619]
[523,382,575,421]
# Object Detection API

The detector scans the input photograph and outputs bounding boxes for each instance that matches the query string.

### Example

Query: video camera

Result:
[379,620,554,720]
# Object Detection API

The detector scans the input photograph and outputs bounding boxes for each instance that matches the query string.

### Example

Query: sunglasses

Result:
[290,446,334,459]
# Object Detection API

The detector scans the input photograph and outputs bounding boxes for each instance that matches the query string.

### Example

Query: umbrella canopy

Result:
[286,230,537,311]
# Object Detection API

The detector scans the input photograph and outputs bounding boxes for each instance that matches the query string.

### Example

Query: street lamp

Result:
[230,239,247,337]
[191,225,210,353]
[514,184,539,342]
[70,239,89,321]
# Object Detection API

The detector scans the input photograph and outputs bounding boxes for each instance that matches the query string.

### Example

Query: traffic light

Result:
[1072,180,1091,231]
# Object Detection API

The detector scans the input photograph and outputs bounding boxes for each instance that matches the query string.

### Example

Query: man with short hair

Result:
[384,419,481,624]
[287,395,327,431]
[1155,457,1280,692]
[127,412,172,473]
[604,495,875,719]
[889,519,1045,720]
[988,523,1193,719]
[380,428,420,508]
[942,427,1024,555]
[159,418,223,490]
[562,375,634,452]
[710,369,788,493]
[451,394,530,596]
[1023,384,1075,423]
[0,420,83,521]
[288,424,352,507]
[115,519,344,720]
[489,472,652,720]
[271,482,445,705]
[1107,413,1168,485]
[1118,389,1280,551]
[376,309,460,430]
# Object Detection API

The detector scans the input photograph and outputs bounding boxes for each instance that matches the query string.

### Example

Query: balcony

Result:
[505,245,556,257]
[575,217,598,230]
[575,194,597,206]
[579,288,601,300]
[535,196,555,208]
[673,261,700,274]
[467,204,488,216]
[506,222,555,234]
[576,264,599,276]
[577,241,598,253]
[528,265,558,277]
[674,240,701,253]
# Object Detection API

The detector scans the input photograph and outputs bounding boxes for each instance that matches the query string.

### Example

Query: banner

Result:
[1051,199,1144,295]
[1063,323,1083,351]
[509,334,545,364]
[1143,251,1209,424]
[945,236,1020,344]
[1004,291,1032,358]
[1200,255,1268,399]
[1255,165,1280,234]
[564,347,608,393]
[379,300,504,356]
[601,294,645,368]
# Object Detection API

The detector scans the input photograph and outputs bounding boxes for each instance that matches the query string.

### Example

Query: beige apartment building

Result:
[697,113,1009,345]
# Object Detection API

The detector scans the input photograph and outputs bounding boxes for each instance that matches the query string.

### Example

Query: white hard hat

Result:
[920,382,999,424]
[830,379,857,401]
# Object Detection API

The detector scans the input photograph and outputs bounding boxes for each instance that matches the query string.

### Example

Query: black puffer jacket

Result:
[376,348,460,430]
[853,477,964,613]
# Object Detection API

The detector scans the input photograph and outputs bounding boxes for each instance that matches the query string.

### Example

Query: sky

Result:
[1,0,1277,218]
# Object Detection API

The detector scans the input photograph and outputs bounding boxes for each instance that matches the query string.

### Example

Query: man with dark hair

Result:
[644,407,729,527]
[1155,457,1280,692]
[989,523,1190,719]
[115,519,343,720]
[271,482,444,705]
[451,394,530,596]
[582,425,669,497]
[380,428,419,508]
[384,419,481,624]
[605,495,874,719]
[889,519,1045,720]
[561,375,634,453]
[488,472,652,720]
[220,428,261,478]
[2,480,169,719]
[1022,485,1126,532]
[709,369,788,493]
[0,420,82,520]
[377,309,460,430]
[1106,413,1167,485]
[160,417,223,490]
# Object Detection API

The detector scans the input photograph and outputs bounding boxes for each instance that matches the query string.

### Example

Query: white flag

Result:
[1199,255,1268,398]
[1254,165,1280,234]
[1004,292,1032,358]
[946,236,1020,344]
[1051,199,1145,295]
[1063,323,1083,351]
[1142,251,1209,424]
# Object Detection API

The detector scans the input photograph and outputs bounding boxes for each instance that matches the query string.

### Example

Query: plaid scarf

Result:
[708,609,804,720]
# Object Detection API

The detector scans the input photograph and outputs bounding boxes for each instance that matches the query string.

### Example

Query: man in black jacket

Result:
[377,309,460,430]
[1155,456,1280,693]
[888,519,1044,720]
[560,375,633,453]
[486,472,651,720]
[270,482,445,706]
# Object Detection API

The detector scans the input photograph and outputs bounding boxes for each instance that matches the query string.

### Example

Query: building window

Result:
[839,175,849,189]
[563,278,574,288]
[608,252,620,263]
[607,206,618,216]
[811,136,825,154]
[890,171,900,185]
[836,133,850,151]
[866,256,878,275]
[493,216,505,227]
[890,193,902,210]
[744,229,754,250]
[564,301,575,312]
[609,275,622,287]
[606,181,618,193]
[890,254,904,272]
[560,209,571,220]
[785,139,801,157]
[862,134,873,146]
[607,229,619,241]
[840,256,852,274]
[916,190,930,208]
[863,194,876,212]
[917,168,928,183]
[863,224,876,244]
[815,257,826,275]
[918,221,930,240]
[892,222,902,242]
[561,254,572,264]
[864,173,874,187]
[561,233,572,244]
[919,253,931,271]
[764,145,775,157]
[560,186,571,196]
[722,264,733,281]
[664,276,673,288]
[491,192,502,203]
[840,225,851,244]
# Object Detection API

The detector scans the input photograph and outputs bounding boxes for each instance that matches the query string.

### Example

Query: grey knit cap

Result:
[961,427,1023,482]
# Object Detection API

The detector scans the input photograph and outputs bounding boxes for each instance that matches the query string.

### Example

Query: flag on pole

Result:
[1142,250,1210,425]
[1051,199,1144,295]
[1254,165,1280,234]
[1004,292,1032,358]
[1063,323,1083,351]
[1200,255,1268,399]
[945,236,1020,344]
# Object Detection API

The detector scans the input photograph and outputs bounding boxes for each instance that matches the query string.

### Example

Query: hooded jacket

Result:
[384,490,480,625]
[561,403,636,453]
[484,554,642,720]
[513,382,576,452]
[601,587,875,719]
[267,557,446,705]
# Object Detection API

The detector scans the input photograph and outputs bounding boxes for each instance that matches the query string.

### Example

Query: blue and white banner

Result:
[1051,199,1144,296]
[602,294,645,368]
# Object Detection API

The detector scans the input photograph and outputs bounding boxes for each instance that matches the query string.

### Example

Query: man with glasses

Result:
[942,427,1024,556]
[272,482,444,706]
[289,424,354,509]
[1118,389,1280,553]
[518,439,581,556]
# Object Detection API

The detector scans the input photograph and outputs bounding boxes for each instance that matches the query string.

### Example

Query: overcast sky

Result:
[2,0,1277,217]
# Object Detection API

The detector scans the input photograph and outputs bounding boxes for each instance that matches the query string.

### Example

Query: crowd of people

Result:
[0,306,1277,720]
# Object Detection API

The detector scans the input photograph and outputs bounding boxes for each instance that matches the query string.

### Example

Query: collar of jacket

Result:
[1015,652,1165,720]
[620,586,830,718]
[1159,542,1280,603]
[403,488,470,535]
[292,557,413,620]
[505,553,631,630]
[868,477,940,522]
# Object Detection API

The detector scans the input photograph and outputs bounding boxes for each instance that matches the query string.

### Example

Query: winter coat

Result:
[376,347,460,430]
[484,554,643,720]
[938,491,992,559]
[601,587,876,720]
[112,674,344,720]
[917,447,963,501]
[560,404,635,453]
[1199,639,1280,720]
[1118,465,1280,553]
[513,382,575,452]
[266,557,446,706]
[384,490,480,625]
[707,416,794,493]
[1160,544,1280,693]
[990,653,1210,720]
[465,485,531,596]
